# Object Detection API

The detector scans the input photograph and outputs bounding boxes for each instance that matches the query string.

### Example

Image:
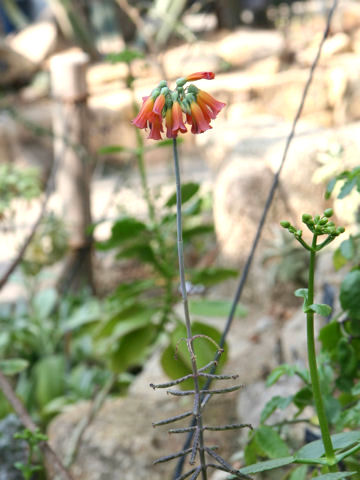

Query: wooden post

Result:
[50,51,94,292]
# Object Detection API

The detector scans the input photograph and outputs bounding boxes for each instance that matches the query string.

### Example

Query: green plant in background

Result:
[13,428,47,480]
[0,286,112,423]
[21,213,68,276]
[0,165,41,220]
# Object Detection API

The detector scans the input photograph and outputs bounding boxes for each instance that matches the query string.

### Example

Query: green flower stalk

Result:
[281,208,345,473]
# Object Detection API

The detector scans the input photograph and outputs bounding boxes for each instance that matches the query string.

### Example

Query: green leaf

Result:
[106,49,144,64]
[288,465,307,480]
[295,288,309,312]
[116,244,165,274]
[293,387,313,410]
[182,224,214,241]
[312,473,355,480]
[165,182,200,207]
[61,299,101,332]
[239,456,294,475]
[189,267,238,287]
[352,382,360,395]
[333,248,348,271]
[96,217,148,250]
[95,304,153,342]
[319,322,341,352]
[161,321,227,390]
[307,303,332,317]
[340,238,355,260]
[260,395,293,423]
[337,338,358,377]
[295,288,309,300]
[108,325,156,373]
[340,270,360,318]
[325,177,337,199]
[188,299,247,318]
[339,177,357,199]
[0,359,29,375]
[98,145,134,154]
[254,425,290,459]
[296,431,360,459]
[34,355,66,409]
[266,364,309,387]
[32,288,57,320]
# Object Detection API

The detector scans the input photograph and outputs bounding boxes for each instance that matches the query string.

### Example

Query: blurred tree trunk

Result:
[50,51,94,294]
[215,0,242,29]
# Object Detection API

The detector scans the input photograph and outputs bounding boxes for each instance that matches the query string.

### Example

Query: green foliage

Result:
[160,321,227,390]
[325,167,360,200]
[14,428,47,480]
[0,164,41,218]
[22,214,68,276]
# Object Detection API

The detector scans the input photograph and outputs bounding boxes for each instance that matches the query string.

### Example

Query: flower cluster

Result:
[132,72,225,140]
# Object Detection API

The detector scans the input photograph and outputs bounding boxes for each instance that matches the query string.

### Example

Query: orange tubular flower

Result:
[165,108,174,138]
[153,94,166,116]
[189,101,212,134]
[196,90,226,119]
[171,102,187,136]
[131,74,225,139]
[185,72,215,81]
[132,96,156,129]
[148,115,163,140]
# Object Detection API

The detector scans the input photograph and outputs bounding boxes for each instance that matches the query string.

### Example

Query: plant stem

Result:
[307,235,336,472]
[172,138,207,480]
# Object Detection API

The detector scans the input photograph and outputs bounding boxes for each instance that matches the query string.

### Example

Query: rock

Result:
[48,394,240,480]
[213,157,276,266]
[333,1,360,33]
[162,42,224,79]
[0,41,36,87]
[216,29,284,67]
[0,414,27,480]
[9,21,58,65]
[210,116,333,267]
[297,32,351,66]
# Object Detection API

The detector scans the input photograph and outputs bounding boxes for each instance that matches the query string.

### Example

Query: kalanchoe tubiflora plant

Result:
[132,73,251,480]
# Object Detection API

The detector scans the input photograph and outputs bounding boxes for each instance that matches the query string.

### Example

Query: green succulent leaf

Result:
[165,182,200,207]
[307,303,332,317]
[188,299,247,318]
[239,456,295,475]
[340,270,360,319]
[0,359,29,375]
[96,217,148,250]
[260,395,293,423]
[253,425,290,459]
[310,473,355,480]
[266,364,309,387]
[295,431,360,459]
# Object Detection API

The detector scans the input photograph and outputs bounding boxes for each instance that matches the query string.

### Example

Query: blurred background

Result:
[1,1,360,479]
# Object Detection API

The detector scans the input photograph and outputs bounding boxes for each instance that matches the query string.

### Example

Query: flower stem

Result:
[172,138,207,480]
[307,235,337,472]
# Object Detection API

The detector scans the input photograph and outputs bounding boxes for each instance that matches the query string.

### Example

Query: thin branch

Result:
[64,373,117,467]
[172,1,339,477]
[153,447,193,465]
[0,371,73,480]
